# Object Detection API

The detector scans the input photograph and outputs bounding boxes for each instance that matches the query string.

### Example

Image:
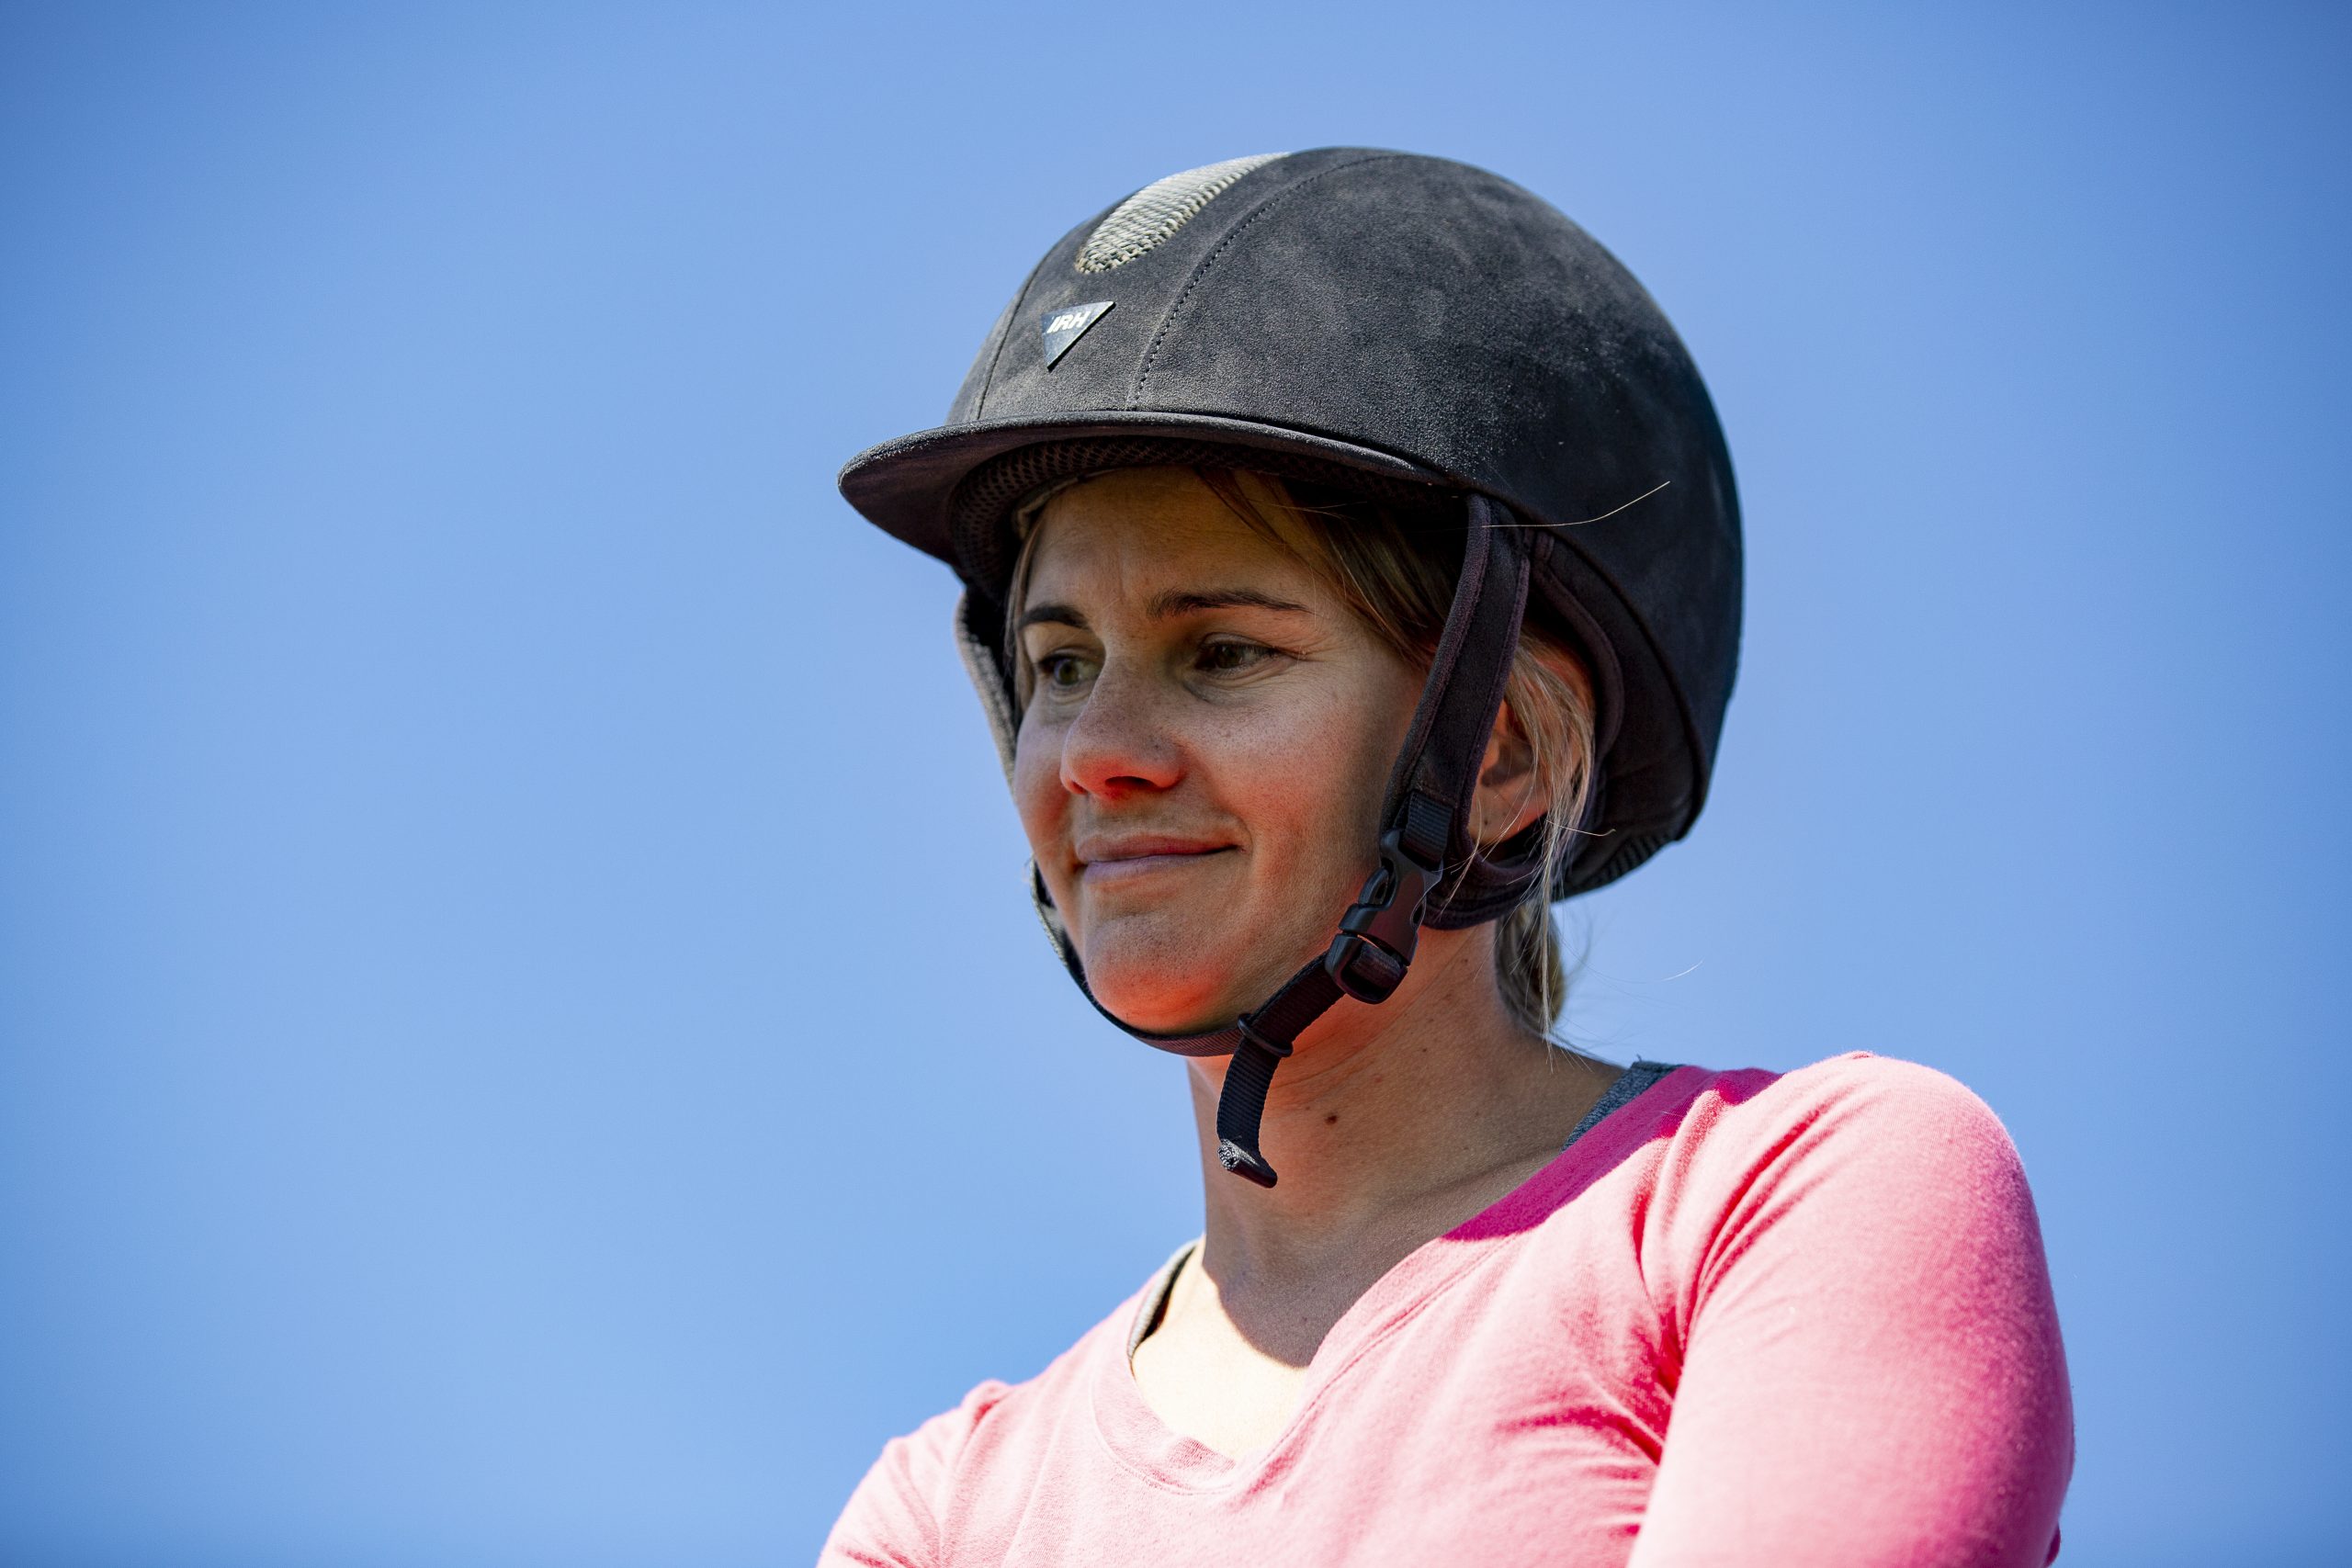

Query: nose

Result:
[1058,660,1183,800]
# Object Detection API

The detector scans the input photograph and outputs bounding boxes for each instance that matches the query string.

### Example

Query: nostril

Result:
[1067,773,1160,799]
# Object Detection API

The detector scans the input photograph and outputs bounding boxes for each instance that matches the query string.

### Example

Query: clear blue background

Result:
[4,4,2346,1563]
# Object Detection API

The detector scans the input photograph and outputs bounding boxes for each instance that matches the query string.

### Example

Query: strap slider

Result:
[1235,1012,1295,1061]
[1323,829,1441,1003]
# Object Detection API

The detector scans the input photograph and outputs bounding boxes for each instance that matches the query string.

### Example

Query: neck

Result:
[1180,926,1615,1359]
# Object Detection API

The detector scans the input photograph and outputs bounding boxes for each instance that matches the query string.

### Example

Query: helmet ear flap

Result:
[953,588,1020,788]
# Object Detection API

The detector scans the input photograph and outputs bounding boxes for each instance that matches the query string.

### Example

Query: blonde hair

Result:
[1007,467,1597,1037]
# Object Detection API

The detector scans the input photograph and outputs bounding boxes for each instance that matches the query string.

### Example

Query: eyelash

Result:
[1031,638,1285,690]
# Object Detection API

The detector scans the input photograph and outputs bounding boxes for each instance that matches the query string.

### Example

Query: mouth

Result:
[1075,836,1238,886]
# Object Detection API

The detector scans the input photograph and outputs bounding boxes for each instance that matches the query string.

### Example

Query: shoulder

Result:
[1636,1053,2054,1316]
[1662,1051,2025,1184]
[817,1280,1143,1567]
[1622,1056,2074,1563]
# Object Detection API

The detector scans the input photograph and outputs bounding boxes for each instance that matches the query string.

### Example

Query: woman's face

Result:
[1013,468,1421,1035]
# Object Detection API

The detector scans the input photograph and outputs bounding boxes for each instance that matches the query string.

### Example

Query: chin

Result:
[1078,930,1261,1036]
[1077,911,1317,1034]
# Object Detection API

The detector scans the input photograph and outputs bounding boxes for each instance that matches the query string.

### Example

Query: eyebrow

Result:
[1015,588,1310,632]
[1149,588,1309,619]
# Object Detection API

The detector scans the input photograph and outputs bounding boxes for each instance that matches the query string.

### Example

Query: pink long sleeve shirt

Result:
[822,1055,2073,1567]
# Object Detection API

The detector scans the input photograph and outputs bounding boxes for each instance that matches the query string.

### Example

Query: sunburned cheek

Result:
[1226,738,1317,815]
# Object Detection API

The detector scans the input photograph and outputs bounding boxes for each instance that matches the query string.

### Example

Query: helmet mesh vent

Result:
[1075,154,1286,273]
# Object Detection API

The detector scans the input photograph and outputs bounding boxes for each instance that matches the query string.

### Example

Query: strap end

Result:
[1216,1138,1280,1189]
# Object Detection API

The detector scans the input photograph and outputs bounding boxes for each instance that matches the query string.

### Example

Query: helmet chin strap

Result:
[1040,494,1535,1187]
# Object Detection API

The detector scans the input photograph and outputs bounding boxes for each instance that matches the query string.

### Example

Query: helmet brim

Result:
[837,410,1451,570]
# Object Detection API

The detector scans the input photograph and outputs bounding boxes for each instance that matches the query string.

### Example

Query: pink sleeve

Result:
[818,1381,1010,1568]
[1629,1057,2074,1568]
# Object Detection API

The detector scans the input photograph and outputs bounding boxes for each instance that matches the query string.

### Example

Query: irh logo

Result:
[1041,300,1114,367]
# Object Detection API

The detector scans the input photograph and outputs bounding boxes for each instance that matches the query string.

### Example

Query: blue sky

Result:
[3,4,2346,1563]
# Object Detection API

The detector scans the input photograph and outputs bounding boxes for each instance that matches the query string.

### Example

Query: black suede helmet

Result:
[840,150,1740,1186]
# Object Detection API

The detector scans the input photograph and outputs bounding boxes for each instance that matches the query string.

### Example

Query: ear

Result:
[1469,700,1547,846]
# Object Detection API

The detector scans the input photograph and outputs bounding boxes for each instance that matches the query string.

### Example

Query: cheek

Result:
[1217,723,1330,846]
[1010,713,1063,846]
[1011,707,1093,931]
[1204,673,1409,893]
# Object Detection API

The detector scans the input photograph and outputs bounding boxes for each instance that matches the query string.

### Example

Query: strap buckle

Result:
[1323,829,1441,1003]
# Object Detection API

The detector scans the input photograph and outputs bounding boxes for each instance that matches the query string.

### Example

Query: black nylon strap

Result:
[1215,1037,1287,1185]
[1390,494,1536,919]
[1045,493,1537,1186]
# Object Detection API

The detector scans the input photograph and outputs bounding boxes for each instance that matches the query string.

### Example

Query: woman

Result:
[825,151,2072,1566]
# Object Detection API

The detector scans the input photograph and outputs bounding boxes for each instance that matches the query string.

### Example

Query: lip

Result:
[1075,834,1237,885]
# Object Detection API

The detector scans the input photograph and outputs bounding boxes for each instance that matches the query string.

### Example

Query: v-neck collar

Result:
[1096,1061,1690,1490]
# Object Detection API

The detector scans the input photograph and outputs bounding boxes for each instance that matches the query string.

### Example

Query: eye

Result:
[1196,638,1277,675]
[1035,650,1098,690]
